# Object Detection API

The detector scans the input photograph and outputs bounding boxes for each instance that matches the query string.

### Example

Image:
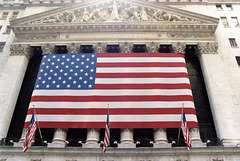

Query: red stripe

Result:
[94,83,191,89]
[31,95,194,102]
[95,73,189,78]
[97,62,186,68]
[24,121,198,128]
[97,53,184,58]
[27,108,196,115]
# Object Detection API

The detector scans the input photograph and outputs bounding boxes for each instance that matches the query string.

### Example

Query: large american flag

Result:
[24,53,198,129]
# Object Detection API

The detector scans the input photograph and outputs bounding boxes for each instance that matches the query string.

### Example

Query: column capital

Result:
[146,42,159,53]
[92,42,107,53]
[67,43,80,53]
[172,42,186,53]
[41,43,55,54]
[119,42,133,53]
[10,44,33,60]
[198,42,218,54]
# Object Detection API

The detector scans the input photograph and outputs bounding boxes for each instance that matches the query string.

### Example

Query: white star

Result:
[50,69,53,72]
[62,55,66,58]
[44,73,48,76]
[42,80,46,84]
[38,77,42,80]
[70,69,73,72]
[54,73,58,76]
[56,84,60,88]
[84,80,87,84]
[60,69,63,72]
[48,77,52,80]
[90,69,94,72]
[85,72,89,76]
[80,69,84,72]
[76,65,79,68]
[61,62,65,65]
[67,58,70,61]
[52,80,56,84]
[67,84,71,88]
[53,55,56,58]
[42,62,45,65]
[68,77,72,80]
[91,61,95,65]
[36,84,40,88]
[72,55,75,58]
[43,55,47,58]
[57,58,60,61]
[78,84,81,88]
[74,73,78,76]
[73,81,77,84]
[63,80,66,84]
[64,73,68,76]
[88,84,92,88]
[40,69,44,72]
[66,65,69,68]
[47,58,51,61]
[90,77,93,80]
[56,66,59,69]
[92,54,95,57]
[86,65,89,68]
[79,77,83,80]
[71,62,74,65]
[76,58,80,61]
[51,62,55,65]
[81,61,84,65]
[86,58,90,61]
[58,77,62,80]
[46,65,49,69]
[46,85,50,88]
[82,55,85,58]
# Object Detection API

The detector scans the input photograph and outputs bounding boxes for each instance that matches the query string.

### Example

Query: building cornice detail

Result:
[67,43,80,53]
[172,42,186,53]
[198,42,218,54]
[41,43,55,54]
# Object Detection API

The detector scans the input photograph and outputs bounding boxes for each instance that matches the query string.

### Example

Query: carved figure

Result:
[81,8,90,22]
[140,7,148,21]
[57,10,76,23]
[89,8,102,22]
[109,1,120,20]
[152,10,164,21]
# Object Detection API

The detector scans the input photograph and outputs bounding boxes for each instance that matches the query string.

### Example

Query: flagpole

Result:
[177,103,184,146]
[33,105,44,146]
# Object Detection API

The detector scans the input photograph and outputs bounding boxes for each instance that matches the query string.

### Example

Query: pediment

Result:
[11,0,218,34]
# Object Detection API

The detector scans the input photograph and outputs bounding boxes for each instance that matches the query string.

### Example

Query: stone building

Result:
[0,0,240,160]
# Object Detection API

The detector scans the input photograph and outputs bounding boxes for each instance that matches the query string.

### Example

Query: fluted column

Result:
[172,42,186,53]
[146,42,159,53]
[118,128,135,148]
[48,128,68,147]
[0,44,31,141]
[67,43,80,53]
[153,128,171,148]
[119,42,133,53]
[198,42,240,146]
[93,42,107,53]
[82,128,100,148]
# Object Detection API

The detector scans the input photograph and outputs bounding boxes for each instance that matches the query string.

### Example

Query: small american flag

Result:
[181,109,191,150]
[22,112,37,152]
[103,109,110,153]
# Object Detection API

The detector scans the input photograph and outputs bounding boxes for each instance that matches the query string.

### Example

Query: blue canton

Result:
[35,53,97,90]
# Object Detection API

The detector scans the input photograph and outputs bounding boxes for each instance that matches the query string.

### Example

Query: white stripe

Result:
[25,114,198,122]
[96,67,187,73]
[29,101,195,109]
[32,89,193,96]
[95,78,190,84]
[97,57,185,63]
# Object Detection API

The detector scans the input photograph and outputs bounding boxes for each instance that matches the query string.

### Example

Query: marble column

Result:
[198,42,240,147]
[190,128,206,147]
[118,128,135,148]
[119,42,133,53]
[67,43,80,53]
[48,128,68,147]
[0,44,31,141]
[153,128,171,148]
[172,42,186,53]
[93,42,107,53]
[82,128,100,148]
[146,42,159,53]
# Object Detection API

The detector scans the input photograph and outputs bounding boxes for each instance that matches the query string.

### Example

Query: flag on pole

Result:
[103,108,110,153]
[181,109,191,150]
[22,112,37,152]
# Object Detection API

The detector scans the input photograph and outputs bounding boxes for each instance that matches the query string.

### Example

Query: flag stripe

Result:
[97,53,184,58]
[24,121,198,128]
[95,73,189,78]
[27,108,197,115]
[97,57,185,63]
[31,95,194,102]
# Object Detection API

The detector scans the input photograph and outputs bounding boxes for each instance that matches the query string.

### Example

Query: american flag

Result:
[181,109,191,150]
[24,53,198,129]
[103,109,110,153]
[22,112,37,152]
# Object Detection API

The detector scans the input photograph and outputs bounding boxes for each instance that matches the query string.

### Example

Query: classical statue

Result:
[140,7,148,21]
[57,10,76,23]
[81,8,90,22]
[109,1,120,20]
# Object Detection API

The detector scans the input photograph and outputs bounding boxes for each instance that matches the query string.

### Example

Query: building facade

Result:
[0,0,240,160]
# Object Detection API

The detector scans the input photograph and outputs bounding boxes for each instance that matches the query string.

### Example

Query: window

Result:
[12,12,19,19]
[107,44,120,53]
[216,4,222,11]
[5,26,11,34]
[231,17,239,27]
[0,26,2,32]
[226,4,233,10]
[236,57,240,66]
[0,43,6,52]
[220,17,229,27]
[2,12,9,20]
[133,44,146,53]
[229,38,238,47]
